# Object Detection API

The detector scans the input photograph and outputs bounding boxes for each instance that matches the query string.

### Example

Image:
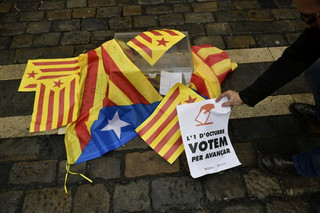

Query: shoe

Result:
[257,154,298,176]
[289,103,318,122]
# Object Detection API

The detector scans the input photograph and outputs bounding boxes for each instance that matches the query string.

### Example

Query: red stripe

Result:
[191,45,213,54]
[34,84,45,132]
[37,74,70,80]
[139,32,152,43]
[33,60,78,66]
[57,88,65,127]
[137,87,180,136]
[40,66,80,72]
[101,46,150,105]
[154,121,180,152]
[149,30,162,36]
[204,52,229,67]
[46,90,54,131]
[146,108,177,145]
[67,78,75,123]
[75,50,99,150]
[160,29,179,36]
[162,136,183,161]
[130,38,152,58]
[25,84,37,88]
[216,69,232,85]
[190,74,210,98]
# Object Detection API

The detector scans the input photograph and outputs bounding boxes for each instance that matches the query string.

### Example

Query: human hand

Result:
[215,90,243,107]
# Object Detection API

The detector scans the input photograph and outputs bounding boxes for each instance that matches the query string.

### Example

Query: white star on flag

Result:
[101,111,130,139]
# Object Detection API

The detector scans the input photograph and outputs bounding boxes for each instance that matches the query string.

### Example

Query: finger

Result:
[221,100,231,107]
[216,91,229,102]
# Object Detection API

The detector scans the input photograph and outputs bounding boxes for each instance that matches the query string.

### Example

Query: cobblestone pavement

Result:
[1,0,320,212]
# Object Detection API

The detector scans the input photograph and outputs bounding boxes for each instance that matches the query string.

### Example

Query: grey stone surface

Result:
[204,171,246,201]
[1,23,27,36]
[33,33,61,47]
[73,184,110,213]
[116,136,149,150]
[221,203,264,213]
[14,48,42,63]
[19,11,44,22]
[58,160,87,183]
[184,12,214,24]
[0,137,40,161]
[281,176,320,196]
[113,180,150,213]
[53,20,80,32]
[134,16,158,28]
[243,169,282,199]
[266,200,309,213]
[22,188,72,213]
[151,177,202,211]
[61,31,91,45]
[206,22,233,36]
[26,22,51,34]
[97,6,121,18]
[82,18,109,31]
[233,142,257,167]
[0,191,23,213]
[192,36,226,49]
[88,155,121,179]
[159,13,184,25]
[42,46,75,58]
[9,160,57,184]
[109,17,132,29]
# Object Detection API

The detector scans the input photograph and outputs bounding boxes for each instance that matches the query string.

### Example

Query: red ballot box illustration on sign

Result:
[195,103,215,126]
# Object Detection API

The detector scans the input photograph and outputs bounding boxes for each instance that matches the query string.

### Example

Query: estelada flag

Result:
[127,29,185,66]
[65,39,163,164]
[136,83,205,164]
[190,45,238,99]
[18,57,82,132]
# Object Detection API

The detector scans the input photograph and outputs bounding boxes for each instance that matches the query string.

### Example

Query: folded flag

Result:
[136,83,205,164]
[18,57,82,132]
[65,39,163,164]
[127,29,185,66]
[190,45,238,99]
[75,102,160,164]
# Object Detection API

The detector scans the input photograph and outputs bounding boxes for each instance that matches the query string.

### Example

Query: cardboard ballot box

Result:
[114,31,193,95]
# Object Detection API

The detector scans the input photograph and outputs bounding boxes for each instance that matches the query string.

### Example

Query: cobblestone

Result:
[266,200,309,213]
[38,1,65,10]
[0,137,40,161]
[151,177,202,211]
[159,13,184,25]
[61,31,91,45]
[234,0,261,9]
[26,22,51,34]
[173,4,191,13]
[203,171,246,201]
[88,155,121,179]
[255,34,286,46]
[247,9,274,21]
[113,180,150,213]
[73,184,110,213]
[0,37,9,49]
[193,36,225,49]
[14,48,42,63]
[97,7,122,18]
[125,151,180,177]
[215,10,249,21]
[134,16,158,28]
[123,5,142,16]
[184,12,214,24]
[88,0,116,7]
[9,160,57,184]
[82,18,109,30]
[0,191,23,213]
[47,10,72,21]
[92,30,115,43]
[53,20,80,32]
[33,33,61,47]
[146,5,172,14]
[233,142,257,166]
[10,35,33,49]
[1,23,27,36]
[220,203,264,213]
[225,35,256,48]
[205,22,233,36]
[192,2,218,12]
[22,188,72,213]
[271,8,300,20]
[19,11,44,22]
[177,24,205,36]
[67,0,87,8]
[58,160,87,183]
[73,8,96,18]
[109,16,132,29]
[42,46,74,58]
[243,169,282,199]
[0,3,11,13]
[281,176,320,196]
[14,2,39,12]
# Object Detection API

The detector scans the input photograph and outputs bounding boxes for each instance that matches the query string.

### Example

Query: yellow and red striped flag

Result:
[65,39,163,164]
[18,57,82,132]
[136,83,205,164]
[189,45,238,99]
[127,29,185,65]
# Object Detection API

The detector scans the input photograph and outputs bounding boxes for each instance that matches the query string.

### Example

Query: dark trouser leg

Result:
[304,59,320,120]
[293,147,320,177]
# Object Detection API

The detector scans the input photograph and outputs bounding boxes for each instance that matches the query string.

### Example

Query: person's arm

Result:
[239,28,320,107]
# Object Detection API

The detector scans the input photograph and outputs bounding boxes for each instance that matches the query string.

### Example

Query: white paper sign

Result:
[176,97,241,178]
[159,71,182,95]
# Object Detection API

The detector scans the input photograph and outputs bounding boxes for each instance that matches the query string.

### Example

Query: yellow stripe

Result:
[86,48,108,133]
[157,119,180,156]
[109,40,162,103]
[108,81,134,105]
[197,46,223,59]
[51,88,59,129]
[167,143,184,164]
[211,59,233,76]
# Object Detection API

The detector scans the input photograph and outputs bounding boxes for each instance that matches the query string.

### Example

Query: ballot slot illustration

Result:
[195,103,215,126]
